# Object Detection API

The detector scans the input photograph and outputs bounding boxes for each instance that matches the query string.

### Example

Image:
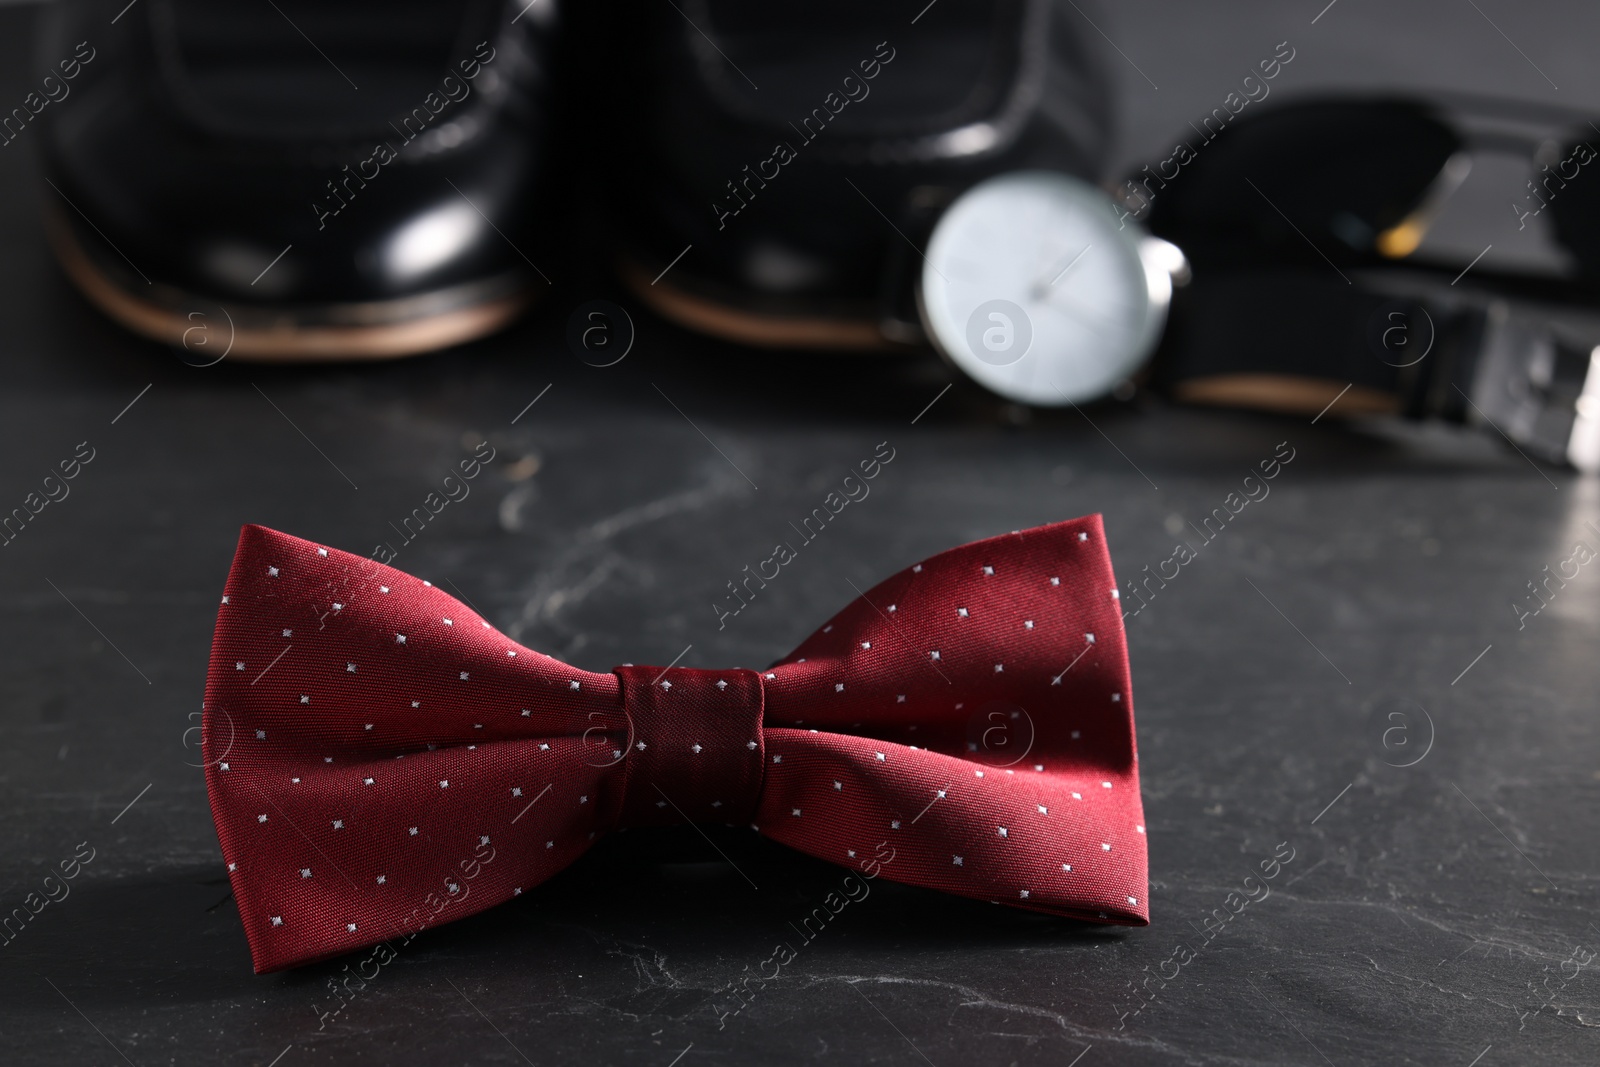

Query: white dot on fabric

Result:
[1078,532,1088,542]
[1062,863,1072,871]
[1050,577,1060,586]
[1102,843,1112,851]
[953,856,963,866]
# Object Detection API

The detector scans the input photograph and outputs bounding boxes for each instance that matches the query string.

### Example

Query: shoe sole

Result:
[619,256,905,352]
[46,206,535,361]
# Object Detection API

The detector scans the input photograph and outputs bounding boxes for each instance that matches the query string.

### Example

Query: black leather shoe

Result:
[575,0,1111,350]
[33,0,557,360]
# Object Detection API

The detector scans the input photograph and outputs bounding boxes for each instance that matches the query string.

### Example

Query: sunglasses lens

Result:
[1543,134,1600,278]
[1140,100,1461,267]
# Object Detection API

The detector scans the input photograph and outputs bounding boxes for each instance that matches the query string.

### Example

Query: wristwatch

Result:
[918,170,1188,406]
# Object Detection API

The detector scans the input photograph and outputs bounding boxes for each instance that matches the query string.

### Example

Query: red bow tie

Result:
[203,517,1147,973]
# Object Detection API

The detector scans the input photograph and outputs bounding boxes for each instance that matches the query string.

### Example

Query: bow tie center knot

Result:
[613,665,766,828]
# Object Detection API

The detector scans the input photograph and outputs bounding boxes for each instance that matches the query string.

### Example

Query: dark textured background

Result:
[1,2,1597,1064]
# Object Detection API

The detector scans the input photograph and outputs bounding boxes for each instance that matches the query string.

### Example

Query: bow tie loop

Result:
[612,665,765,828]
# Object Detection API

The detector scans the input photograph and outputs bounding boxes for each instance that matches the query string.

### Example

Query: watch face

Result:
[920,171,1169,406]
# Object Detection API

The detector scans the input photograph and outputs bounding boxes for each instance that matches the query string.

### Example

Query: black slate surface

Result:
[2,2,1598,1065]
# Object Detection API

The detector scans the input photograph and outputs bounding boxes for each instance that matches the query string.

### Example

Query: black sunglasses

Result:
[1125,96,1600,287]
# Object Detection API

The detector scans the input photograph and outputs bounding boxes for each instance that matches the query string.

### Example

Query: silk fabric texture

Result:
[203,516,1148,973]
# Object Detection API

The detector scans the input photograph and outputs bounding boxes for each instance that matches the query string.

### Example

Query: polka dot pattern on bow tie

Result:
[203,516,1146,974]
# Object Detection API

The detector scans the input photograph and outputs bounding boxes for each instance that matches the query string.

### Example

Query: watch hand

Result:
[1031,244,1092,300]
[1040,290,1130,332]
